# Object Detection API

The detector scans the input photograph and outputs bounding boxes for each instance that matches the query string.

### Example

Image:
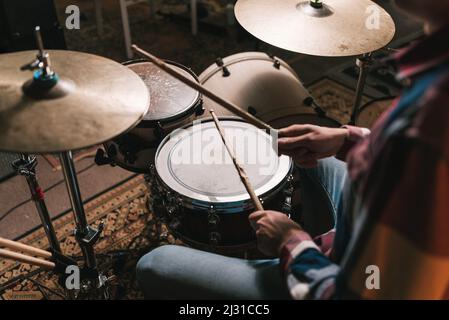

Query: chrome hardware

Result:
[215,58,230,77]
[281,174,295,216]
[207,205,220,227]
[209,231,221,245]
[169,217,181,230]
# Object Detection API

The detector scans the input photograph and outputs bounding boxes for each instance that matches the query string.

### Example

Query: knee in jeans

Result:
[136,245,179,283]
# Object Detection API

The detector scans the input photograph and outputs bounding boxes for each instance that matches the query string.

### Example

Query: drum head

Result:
[155,119,291,204]
[126,60,200,123]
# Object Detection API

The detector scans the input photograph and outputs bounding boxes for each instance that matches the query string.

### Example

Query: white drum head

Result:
[126,61,200,122]
[155,119,292,204]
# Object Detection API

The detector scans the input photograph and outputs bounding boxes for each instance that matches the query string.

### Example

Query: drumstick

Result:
[0,249,55,270]
[131,45,274,132]
[0,237,52,259]
[210,110,264,211]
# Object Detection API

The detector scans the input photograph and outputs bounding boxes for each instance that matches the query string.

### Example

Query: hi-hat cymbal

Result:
[235,0,396,57]
[0,50,150,153]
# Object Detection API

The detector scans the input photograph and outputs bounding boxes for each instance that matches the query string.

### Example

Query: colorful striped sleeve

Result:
[281,140,449,299]
[340,142,449,299]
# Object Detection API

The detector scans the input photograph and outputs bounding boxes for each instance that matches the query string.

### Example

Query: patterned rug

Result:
[0,78,367,300]
[0,175,181,300]
[308,78,371,125]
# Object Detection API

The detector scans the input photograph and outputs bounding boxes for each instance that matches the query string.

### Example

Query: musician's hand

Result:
[278,125,348,168]
[248,210,303,257]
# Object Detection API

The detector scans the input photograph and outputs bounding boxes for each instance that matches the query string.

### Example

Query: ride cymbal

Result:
[235,0,396,56]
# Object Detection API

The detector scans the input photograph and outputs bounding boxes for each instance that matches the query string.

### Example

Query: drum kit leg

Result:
[12,154,61,254]
[6,151,115,298]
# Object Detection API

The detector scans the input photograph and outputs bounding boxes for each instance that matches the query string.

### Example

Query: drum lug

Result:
[266,52,281,69]
[123,150,137,165]
[153,121,165,141]
[149,164,156,176]
[281,174,295,217]
[116,138,138,165]
[207,205,221,245]
[195,100,205,116]
[207,205,220,227]
[166,195,183,230]
[94,148,113,166]
[247,106,257,116]
[165,191,183,216]
[106,144,118,166]
[215,58,230,77]
[303,96,314,107]
[169,217,181,230]
[145,170,162,213]
[209,231,221,245]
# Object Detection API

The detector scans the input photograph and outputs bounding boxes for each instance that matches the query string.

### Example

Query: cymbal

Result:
[235,0,396,57]
[0,50,150,153]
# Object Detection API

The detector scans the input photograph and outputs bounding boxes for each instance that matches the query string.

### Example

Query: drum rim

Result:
[154,117,293,209]
[356,96,396,127]
[123,58,202,126]
[199,51,301,84]
[268,111,342,128]
[358,95,396,113]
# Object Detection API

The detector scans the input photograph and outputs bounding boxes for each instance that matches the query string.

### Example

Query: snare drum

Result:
[356,97,395,129]
[103,59,204,173]
[148,118,294,251]
[198,52,339,128]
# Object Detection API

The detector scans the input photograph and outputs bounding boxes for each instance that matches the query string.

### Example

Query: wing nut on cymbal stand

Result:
[20,26,74,99]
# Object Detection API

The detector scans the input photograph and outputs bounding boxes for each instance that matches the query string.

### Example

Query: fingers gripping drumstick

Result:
[210,110,264,211]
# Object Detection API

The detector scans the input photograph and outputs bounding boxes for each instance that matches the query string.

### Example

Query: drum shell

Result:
[103,59,203,173]
[199,52,313,126]
[151,180,291,250]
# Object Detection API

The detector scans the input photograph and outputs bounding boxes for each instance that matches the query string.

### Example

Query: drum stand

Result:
[12,153,111,298]
[12,154,61,254]
[349,52,374,125]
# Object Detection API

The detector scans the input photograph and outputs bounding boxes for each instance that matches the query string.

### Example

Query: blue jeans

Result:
[136,157,347,299]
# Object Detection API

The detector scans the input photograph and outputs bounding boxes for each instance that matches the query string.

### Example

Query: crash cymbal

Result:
[235,0,396,57]
[0,50,150,153]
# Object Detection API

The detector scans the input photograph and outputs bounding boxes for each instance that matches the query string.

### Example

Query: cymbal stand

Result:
[12,154,62,254]
[349,52,374,125]
[59,151,109,295]
[16,26,112,298]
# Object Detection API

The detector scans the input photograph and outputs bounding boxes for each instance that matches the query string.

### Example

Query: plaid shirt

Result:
[280,25,449,300]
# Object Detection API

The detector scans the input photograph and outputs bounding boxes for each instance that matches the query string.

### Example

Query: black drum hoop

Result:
[358,96,397,114]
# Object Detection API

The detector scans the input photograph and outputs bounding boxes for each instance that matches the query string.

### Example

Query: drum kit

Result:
[0,0,396,298]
